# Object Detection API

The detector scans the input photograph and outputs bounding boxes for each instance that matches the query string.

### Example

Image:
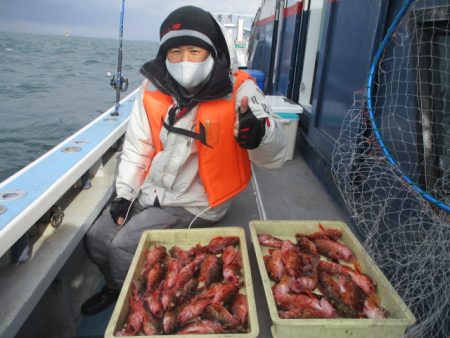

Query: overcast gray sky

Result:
[0,0,261,41]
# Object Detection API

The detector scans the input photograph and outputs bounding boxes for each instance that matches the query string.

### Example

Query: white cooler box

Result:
[265,95,302,160]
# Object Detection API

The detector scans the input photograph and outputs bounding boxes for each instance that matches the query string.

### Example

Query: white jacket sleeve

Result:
[235,79,287,169]
[115,84,155,200]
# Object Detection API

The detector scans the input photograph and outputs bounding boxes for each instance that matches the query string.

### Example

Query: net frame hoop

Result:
[366,0,450,213]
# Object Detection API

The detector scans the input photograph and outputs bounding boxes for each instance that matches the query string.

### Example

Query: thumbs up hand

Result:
[234,96,266,150]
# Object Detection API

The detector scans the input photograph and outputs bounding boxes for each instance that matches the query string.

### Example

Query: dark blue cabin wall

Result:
[301,0,449,226]
[306,0,390,162]
[298,0,392,233]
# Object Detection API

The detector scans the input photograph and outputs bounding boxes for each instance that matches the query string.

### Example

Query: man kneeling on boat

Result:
[81,5,287,316]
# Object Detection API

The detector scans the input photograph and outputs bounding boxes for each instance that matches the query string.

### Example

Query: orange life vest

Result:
[143,70,254,208]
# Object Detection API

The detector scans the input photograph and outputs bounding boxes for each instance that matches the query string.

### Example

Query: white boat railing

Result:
[0,88,139,259]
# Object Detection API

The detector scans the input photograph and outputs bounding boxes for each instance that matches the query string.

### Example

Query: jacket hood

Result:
[140,50,232,106]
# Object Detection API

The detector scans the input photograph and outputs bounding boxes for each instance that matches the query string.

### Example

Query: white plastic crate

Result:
[249,220,415,338]
[105,227,259,338]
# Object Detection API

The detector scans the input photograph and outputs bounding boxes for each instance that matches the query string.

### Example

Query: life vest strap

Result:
[162,119,210,147]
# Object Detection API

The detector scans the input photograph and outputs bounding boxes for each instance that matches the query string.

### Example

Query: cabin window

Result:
[413,5,450,197]
[298,0,326,111]
[434,33,450,195]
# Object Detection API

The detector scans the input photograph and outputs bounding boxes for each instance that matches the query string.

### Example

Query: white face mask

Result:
[165,55,214,90]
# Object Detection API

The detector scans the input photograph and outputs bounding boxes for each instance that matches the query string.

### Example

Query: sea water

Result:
[0,31,158,182]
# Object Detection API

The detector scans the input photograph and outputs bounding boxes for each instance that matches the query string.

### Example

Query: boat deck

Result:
[75,144,347,338]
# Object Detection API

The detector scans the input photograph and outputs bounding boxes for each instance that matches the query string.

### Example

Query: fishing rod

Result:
[110,0,128,116]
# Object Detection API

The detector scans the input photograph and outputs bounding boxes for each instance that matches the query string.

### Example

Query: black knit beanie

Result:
[140,6,233,103]
[157,6,230,65]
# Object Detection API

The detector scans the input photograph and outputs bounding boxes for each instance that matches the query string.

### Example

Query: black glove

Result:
[237,106,266,150]
[110,198,131,224]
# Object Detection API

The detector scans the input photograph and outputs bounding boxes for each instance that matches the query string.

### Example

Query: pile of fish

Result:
[116,236,249,336]
[258,224,389,319]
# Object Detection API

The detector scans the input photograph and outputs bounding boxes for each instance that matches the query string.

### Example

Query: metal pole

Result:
[111,0,126,116]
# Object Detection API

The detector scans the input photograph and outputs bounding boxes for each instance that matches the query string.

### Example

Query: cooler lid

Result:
[265,95,303,114]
